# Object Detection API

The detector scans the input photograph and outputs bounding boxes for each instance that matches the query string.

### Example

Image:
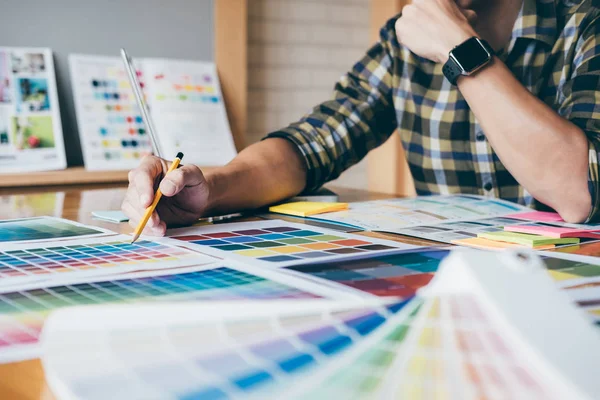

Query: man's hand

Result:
[395,0,478,63]
[121,155,210,236]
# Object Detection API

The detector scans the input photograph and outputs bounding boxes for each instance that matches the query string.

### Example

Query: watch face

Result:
[451,37,491,72]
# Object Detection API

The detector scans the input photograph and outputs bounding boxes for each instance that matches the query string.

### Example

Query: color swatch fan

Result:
[0,47,66,173]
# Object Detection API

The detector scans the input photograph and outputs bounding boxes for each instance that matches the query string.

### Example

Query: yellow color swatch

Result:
[452,237,555,251]
[269,201,349,217]
[548,270,578,281]
[234,249,276,258]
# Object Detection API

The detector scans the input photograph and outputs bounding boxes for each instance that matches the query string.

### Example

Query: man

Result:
[122,0,600,236]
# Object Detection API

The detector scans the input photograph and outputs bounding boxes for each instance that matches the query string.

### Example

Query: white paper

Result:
[0,47,66,172]
[142,57,237,166]
[69,54,237,171]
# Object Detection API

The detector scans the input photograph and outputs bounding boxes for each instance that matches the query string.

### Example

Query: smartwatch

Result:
[442,37,494,85]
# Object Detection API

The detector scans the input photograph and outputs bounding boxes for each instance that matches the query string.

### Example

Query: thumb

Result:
[159,164,205,197]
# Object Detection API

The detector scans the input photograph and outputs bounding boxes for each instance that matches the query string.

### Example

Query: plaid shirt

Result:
[266,0,600,221]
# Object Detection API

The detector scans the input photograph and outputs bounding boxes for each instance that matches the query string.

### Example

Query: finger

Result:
[459,8,477,25]
[128,155,166,207]
[159,164,205,197]
[122,196,162,230]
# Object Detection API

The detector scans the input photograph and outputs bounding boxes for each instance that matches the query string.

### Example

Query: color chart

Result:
[70,54,237,170]
[168,220,418,267]
[0,264,343,363]
[142,58,237,167]
[286,249,449,297]
[41,299,417,399]
[309,195,529,233]
[0,216,108,243]
[69,54,153,170]
[0,235,214,288]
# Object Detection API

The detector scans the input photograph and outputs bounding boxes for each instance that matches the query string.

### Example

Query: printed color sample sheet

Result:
[0,264,347,363]
[0,235,215,289]
[0,217,108,243]
[70,54,236,170]
[310,195,528,232]
[0,47,66,172]
[168,220,418,267]
[286,249,449,297]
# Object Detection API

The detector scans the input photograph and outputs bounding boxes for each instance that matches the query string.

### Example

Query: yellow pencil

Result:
[130,152,184,244]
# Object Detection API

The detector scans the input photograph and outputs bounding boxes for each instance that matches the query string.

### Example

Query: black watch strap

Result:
[442,58,463,85]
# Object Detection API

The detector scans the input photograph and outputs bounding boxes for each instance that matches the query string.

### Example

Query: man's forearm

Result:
[203,138,307,215]
[458,58,591,222]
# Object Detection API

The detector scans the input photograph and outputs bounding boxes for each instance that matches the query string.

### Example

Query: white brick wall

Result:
[247,0,370,190]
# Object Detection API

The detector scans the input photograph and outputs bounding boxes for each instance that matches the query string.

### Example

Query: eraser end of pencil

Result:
[176,152,184,160]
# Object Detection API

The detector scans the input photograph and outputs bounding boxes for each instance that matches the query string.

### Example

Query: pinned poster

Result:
[0,47,66,173]
[69,54,237,170]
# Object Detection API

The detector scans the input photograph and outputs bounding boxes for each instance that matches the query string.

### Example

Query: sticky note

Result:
[504,224,600,238]
[506,211,564,223]
[91,211,129,223]
[478,231,579,247]
[269,201,349,217]
[452,237,555,251]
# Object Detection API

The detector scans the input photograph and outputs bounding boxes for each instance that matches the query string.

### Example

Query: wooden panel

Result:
[367,0,416,196]
[215,0,248,151]
[0,166,217,189]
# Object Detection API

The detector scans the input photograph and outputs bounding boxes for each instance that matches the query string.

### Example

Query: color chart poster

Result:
[70,54,237,171]
[0,47,66,173]
[143,58,237,166]
[69,55,154,171]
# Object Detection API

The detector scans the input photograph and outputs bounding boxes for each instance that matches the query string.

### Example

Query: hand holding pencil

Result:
[123,154,210,239]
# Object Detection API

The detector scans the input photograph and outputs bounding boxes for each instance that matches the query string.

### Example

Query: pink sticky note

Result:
[504,225,600,238]
[506,211,564,223]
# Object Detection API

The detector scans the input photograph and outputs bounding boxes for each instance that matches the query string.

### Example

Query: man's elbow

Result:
[555,190,592,224]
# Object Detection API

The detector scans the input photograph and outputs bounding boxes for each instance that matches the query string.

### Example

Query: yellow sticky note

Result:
[269,201,348,217]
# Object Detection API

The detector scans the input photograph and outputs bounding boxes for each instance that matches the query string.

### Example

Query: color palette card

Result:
[2,261,356,363]
[0,235,216,289]
[0,216,112,244]
[0,47,66,173]
[41,297,414,399]
[309,195,529,233]
[69,54,153,170]
[70,54,237,170]
[269,201,349,217]
[478,231,580,247]
[286,248,449,298]
[166,220,420,268]
[539,252,600,321]
[142,57,237,167]
[392,216,541,244]
[373,250,600,399]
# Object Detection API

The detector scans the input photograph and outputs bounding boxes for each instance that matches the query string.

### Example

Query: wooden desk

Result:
[0,184,433,399]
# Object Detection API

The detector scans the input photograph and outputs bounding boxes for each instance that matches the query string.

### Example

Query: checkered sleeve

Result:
[556,13,600,222]
[264,17,401,191]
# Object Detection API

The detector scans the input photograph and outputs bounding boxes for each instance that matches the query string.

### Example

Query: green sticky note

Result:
[478,231,580,247]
